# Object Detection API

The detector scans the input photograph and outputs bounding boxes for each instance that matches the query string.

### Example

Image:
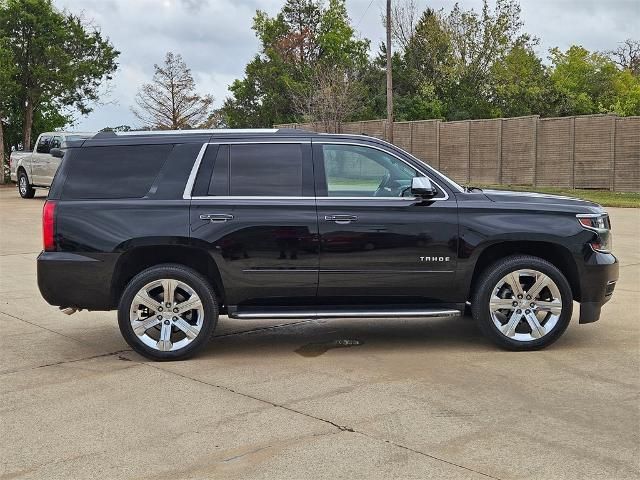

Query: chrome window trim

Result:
[182,143,208,200]
[190,196,424,201]
[314,141,450,201]
[183,139,451,201]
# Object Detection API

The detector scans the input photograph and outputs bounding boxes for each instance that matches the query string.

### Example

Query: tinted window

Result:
[51,137,62,149]
[229,144,303,196]
[208,145,229,196]
[36,136,52,153]
[62,144,173,199]
[321,144,417,197]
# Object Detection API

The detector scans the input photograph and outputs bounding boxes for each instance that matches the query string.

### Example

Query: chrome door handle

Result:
[200,213,234,223]
[325,214,358,224]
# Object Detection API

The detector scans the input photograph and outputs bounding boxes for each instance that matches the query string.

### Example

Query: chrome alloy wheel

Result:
[489,269,563,342]
[19,175,27,195]
[129,279,204,352]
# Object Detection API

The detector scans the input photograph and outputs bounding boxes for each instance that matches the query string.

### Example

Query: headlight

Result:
[577,213,612,253]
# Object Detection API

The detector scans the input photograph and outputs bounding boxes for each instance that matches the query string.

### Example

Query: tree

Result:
[0,0,119,148]
[293,66,363,132]
[290,0,369,129]
[221,0,368,128]
[132,52,215,130]
[0,39,15,182]
[389,0,538,121]
[220,1,322,128]
[549,46,619,115]
[606,39,640,76]
[491,45,558,117]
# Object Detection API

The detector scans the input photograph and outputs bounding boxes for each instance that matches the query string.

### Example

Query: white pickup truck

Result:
[10,131,94,198]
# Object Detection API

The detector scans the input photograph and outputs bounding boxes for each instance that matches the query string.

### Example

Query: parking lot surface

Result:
[1,185,638,479]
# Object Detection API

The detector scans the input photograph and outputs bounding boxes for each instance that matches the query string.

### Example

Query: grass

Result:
[474,184,640,208]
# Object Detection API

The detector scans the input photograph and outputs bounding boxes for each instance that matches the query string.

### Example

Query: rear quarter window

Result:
[61,144,173,199]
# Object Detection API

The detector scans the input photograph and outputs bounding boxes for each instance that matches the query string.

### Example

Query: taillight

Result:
[43,201,56,251]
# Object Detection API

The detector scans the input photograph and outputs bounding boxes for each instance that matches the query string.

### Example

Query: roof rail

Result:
[110,128,280,136]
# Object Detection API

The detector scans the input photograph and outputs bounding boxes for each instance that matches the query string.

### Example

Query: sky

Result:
[52,0,640,131]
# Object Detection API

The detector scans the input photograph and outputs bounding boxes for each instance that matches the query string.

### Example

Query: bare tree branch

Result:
[291,65,362,133]
[606,39,640,75]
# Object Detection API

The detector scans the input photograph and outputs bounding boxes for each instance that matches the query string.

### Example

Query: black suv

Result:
[38,129,618,360]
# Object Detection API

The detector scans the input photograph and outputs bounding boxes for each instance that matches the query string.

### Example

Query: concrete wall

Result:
[277,114,640,192]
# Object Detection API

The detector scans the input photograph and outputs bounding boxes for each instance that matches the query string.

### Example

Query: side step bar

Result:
[230,308,461,320]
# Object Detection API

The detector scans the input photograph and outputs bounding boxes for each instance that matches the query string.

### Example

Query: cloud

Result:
[53,0,639,130]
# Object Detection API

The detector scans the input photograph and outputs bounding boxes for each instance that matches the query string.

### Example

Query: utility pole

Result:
[386,0,393,143]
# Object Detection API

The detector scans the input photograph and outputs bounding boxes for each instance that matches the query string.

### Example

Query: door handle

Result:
[200,213,234,223]
[325,214,358,224]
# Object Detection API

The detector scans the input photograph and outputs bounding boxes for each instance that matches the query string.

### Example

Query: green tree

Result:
[0,39,16,182]
[221,0,369,128]
[549,46,619,115]
[491,45,558,117]
[0,0,119,148]
[390,0,538,121]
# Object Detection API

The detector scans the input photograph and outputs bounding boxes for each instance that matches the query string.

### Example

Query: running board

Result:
[229,307,461,320]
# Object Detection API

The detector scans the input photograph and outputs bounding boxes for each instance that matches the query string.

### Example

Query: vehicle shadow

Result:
[199,315,495,358]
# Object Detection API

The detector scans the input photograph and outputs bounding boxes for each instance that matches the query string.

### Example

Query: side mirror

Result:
[411,177,437,198]
[50,148,64,158]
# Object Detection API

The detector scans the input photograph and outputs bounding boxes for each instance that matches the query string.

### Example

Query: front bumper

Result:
[578,251,619,323]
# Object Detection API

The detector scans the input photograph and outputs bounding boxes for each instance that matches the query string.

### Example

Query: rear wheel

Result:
[118,264,218,361]
[18,170,35,198]
[471,255,573,351]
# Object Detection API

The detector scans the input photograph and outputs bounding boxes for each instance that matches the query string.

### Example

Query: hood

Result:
[482,189,602,211]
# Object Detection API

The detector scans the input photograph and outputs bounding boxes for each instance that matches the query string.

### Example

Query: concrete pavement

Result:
[0,185,638,479]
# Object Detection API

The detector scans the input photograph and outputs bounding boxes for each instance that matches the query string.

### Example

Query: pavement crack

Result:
[0,349,133,376]
[353,430,502,479]
[143,363,500,479]
[144,362,356,434]
[0,309,87,345]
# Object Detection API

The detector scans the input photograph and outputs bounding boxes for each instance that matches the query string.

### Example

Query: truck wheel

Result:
[118,264,219,361]
[18,170,35,198]
[471,255,573,351]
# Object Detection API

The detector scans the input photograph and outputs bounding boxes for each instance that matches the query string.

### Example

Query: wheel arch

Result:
[468,241,581,302]
[111,245,225,310]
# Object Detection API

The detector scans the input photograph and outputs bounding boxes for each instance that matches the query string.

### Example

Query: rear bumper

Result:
[578,251,619,324]
[37,251,116,310]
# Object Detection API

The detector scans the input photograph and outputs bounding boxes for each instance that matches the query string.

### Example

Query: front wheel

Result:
[18,171,35,198]
[471,255,573,351]
[118,264,219,361]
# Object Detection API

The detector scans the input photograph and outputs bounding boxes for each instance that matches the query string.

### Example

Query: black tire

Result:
[17,170,35,198]
[471,255,573,351]
[118,264,219,361]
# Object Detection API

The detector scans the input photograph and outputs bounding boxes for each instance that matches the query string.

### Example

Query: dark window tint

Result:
[229,144,303,196]
[208,145,229,196]
[62,144,173,199]
[51,137,62,149]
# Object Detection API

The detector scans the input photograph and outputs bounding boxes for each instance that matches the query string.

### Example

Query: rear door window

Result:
[229,144,303,196]
[61,144,173,199]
